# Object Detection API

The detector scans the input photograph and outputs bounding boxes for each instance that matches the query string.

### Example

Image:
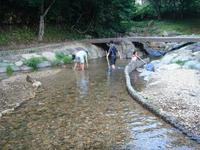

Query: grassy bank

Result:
[130,19,200,35]
[0,26,85,49]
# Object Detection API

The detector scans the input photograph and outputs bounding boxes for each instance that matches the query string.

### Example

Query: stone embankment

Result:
[0,42,105,73]
[125,42,200,143]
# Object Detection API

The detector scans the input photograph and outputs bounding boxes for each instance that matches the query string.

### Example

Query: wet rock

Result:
[26,75,42,89]
[38,61,51,68]
[20,66,32,71]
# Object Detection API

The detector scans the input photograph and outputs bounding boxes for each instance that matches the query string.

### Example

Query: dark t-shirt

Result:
[108,45,117,57]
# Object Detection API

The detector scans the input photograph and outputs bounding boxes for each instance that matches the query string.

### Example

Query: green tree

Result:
[21,0,56,41]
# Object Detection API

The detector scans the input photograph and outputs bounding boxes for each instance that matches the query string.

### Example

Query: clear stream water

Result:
[0,59,199,150]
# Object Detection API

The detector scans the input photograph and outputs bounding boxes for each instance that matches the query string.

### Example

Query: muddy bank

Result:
[0,69,61,117]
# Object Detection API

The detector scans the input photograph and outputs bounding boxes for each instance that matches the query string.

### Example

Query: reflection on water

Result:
[0,59,199,149]
[75,71,89,98]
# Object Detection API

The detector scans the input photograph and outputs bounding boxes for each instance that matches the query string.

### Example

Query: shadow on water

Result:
[0,58,199,149]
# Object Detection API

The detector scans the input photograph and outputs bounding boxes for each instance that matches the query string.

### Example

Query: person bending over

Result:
[73,50,88,71]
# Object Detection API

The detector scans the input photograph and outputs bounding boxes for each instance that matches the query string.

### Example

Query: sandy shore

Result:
[139,68,200,140]
[0,69,61,117]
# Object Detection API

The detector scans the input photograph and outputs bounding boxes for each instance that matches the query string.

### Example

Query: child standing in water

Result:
[131,51,139,61]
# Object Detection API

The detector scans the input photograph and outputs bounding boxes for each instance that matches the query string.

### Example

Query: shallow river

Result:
[0,59,199,149]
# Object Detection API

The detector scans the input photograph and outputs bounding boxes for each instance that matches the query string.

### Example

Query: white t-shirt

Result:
[75,50,87,64]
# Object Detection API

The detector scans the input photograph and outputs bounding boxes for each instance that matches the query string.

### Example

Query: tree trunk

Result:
[38,15,44,41]
[38,0,55,41]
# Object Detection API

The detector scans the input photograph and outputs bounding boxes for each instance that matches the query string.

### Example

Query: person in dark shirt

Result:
[106,41,121,69]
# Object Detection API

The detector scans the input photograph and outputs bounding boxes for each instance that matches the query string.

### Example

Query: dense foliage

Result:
[136,0,200,19]
[0,0,135,38]
[0,0,200,44]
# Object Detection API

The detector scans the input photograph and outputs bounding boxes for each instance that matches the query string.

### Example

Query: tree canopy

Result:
[0,0,200,40]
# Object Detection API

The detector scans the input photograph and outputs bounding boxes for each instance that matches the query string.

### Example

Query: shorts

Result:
[110,56,116,65]
[75,56,84,64]
[74,56,80,63]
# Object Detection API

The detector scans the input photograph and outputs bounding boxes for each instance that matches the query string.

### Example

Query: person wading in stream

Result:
[73,49,88,71]
[106,41,121,70]
[131,51,139,62]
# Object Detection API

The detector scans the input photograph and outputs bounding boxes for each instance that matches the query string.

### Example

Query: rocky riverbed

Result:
[0,69,61,117]
[134,42,200,141]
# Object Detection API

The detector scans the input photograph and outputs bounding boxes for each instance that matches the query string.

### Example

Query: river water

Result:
[0,59,199,149]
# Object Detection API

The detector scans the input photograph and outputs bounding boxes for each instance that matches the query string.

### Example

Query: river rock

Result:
[42,52,56,61]
[139,70,153,78]
[0,67,6,73]
[183,60,200,70]
[158,64,181,71]
[22,53,41,60]
[150,60,162,71]
[162,31,181,37]
[147,42,166,49]
[15,61,23,67]
[20,66,32,71]
[185,42,200,52]
[161,53,178,64]
[120,39,136,59]
[172,55,193,63]
[12,65,20,71]
[38,61,51,68]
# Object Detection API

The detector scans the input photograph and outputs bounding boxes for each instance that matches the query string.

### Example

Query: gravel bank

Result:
[139,68,200,141]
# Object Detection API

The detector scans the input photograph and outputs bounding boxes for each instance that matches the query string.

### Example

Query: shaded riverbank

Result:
[0,59,199,149]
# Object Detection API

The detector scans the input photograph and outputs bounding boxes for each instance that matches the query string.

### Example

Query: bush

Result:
[55,52,66,60]
[133,4,156,20]
[63,55,72,64]
[55,52,72,64]
[24,57,42,70]
[6,65,13,76]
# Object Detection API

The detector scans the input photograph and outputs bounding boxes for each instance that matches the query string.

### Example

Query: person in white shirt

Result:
[73,50,88,71]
